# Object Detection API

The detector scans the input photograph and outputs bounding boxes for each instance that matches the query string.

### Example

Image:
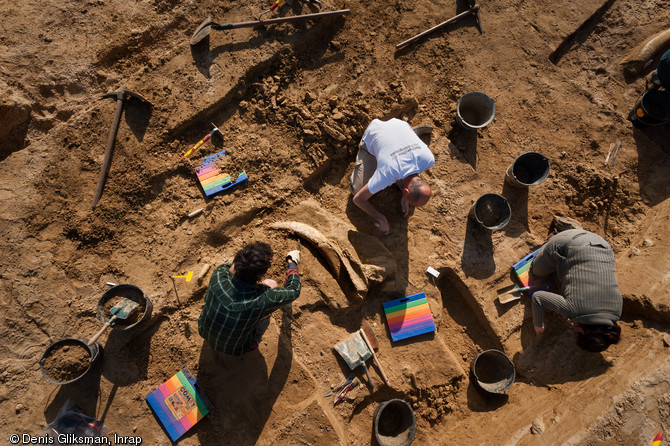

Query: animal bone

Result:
[270,221,368,300]
[620,28,670,77]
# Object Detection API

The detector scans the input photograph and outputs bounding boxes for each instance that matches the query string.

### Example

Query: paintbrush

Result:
[604,142,615,164]
[610,141,621,166]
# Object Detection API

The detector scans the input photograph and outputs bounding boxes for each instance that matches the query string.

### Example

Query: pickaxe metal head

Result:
[102,85,149,104]
[210,123,223,138]
[466,0,483,34]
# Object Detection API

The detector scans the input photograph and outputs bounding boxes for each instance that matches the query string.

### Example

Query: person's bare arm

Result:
[531,290,571,334]
[353,185,389,234]
[401,195,410,216]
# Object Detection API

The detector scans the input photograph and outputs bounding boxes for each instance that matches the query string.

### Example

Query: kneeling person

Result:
[351,118,435,235]
[531,229,622,352]
[198,242,301,355]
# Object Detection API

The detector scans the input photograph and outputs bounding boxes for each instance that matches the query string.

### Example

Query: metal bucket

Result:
[471,349,515,394]
[96,284,152,330]
[468,193,511,230]
[373,399,416,446]
[505,152,550,187]
[39,338,102,385]
[629,88,670,128]
[456,92,496,130]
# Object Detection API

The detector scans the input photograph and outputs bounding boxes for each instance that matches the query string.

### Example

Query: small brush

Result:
[604,142,615,164]
[360,321,390,386]
[610,141,621,166]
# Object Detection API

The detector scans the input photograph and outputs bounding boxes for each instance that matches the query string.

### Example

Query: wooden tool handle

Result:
[396,6,477,49]
[87,317,116,345]
[92,97,125,209]
[360,329,390,386]
[234,9,351,29]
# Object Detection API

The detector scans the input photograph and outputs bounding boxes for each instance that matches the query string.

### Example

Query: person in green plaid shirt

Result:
[198,242,301,355]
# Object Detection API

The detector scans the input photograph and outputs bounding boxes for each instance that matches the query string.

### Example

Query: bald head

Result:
[404,176,432,207]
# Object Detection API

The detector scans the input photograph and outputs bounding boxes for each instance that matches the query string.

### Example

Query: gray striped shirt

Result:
[531,230,622,327]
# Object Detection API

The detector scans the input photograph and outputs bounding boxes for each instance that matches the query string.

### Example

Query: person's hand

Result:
[261,278,278,289]
[401,196,410,217]
[374,215,390,235]
[286,250,301,264]
[534,325,545,334]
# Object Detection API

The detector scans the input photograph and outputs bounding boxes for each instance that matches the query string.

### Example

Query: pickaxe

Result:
[189,9,351,45]
[396,0,482,50]
[92,86,149,209]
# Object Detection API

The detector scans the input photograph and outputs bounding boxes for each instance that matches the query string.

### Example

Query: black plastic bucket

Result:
[373,399,416,446]
[629,88,670,128]
[456,92,496,130]
[39,338,102,385]
[471,349,515,394]
[96,284,152,331]
[505,152,550,187]
[468,193,511,230]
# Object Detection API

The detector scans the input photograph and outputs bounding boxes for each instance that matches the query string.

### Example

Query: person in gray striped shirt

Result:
[531,229,622,352]
[198,242,301,356]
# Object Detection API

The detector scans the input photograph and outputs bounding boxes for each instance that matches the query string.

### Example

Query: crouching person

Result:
[531,229,622,352]
[198,242,301,355]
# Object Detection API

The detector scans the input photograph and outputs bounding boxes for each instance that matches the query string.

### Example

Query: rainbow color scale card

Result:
[512,248,550,295]
[512,248,541,288]
[146,367,212,442]
[194,150,248,198]
[383,292,436,342]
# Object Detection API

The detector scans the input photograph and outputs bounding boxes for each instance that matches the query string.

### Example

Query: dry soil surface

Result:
[2,0,670,445]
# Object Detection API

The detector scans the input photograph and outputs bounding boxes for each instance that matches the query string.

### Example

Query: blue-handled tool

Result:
[324,372,354,397]
[498,284,546,304]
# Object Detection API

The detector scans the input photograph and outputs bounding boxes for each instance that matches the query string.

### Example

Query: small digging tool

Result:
[497,286,530,304]
[497,285,547,304]
[181,123,222,159]
[396,0,482,50]
[92,86,149,209]
[87,298,140,345]
[190,9,351,45]
[258,0,291,21]
[258,0,321,21]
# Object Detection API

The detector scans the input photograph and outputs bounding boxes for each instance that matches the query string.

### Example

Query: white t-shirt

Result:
[362,118,435,195]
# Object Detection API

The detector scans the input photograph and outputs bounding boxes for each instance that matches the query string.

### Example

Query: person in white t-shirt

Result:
[350,118,435,235]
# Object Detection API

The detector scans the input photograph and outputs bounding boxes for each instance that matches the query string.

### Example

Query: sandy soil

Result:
[2,0,670,444]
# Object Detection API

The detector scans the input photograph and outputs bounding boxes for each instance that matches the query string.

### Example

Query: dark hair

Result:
[576,323,621,352]
[233,242,273,284]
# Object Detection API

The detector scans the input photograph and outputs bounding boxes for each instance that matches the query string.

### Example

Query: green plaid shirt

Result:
[198,263,301,355]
